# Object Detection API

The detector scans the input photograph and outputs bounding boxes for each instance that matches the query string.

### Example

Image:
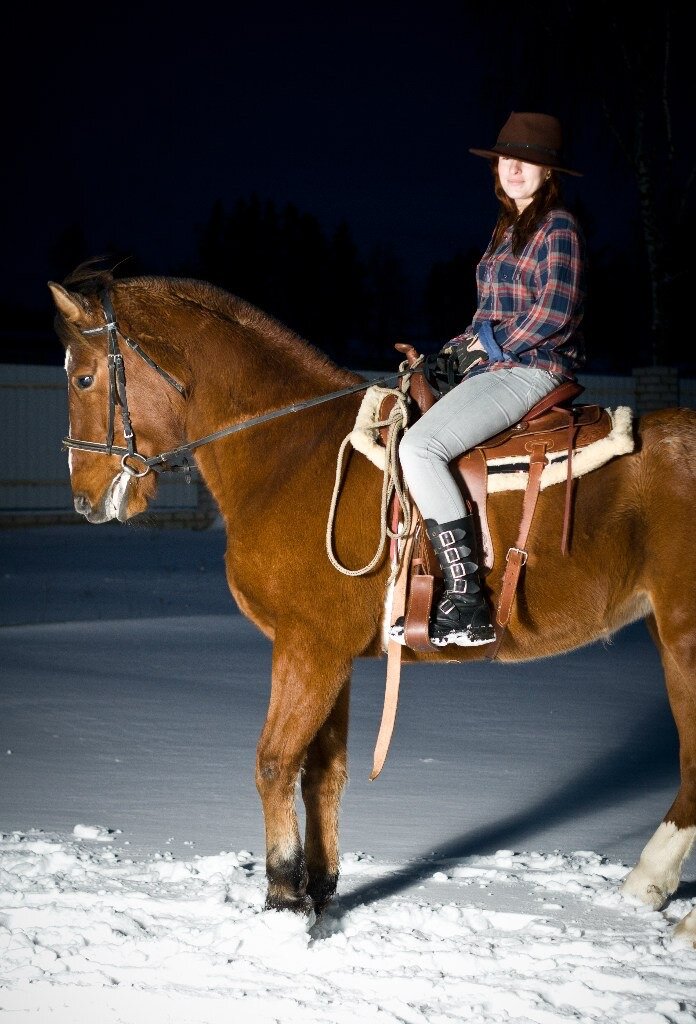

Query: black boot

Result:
[390,512,496,647]
[425,515,496,646]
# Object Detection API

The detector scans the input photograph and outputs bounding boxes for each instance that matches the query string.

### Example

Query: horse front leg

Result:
[255,635,350,916]
[302,678,350,915]
[621,614,696,937]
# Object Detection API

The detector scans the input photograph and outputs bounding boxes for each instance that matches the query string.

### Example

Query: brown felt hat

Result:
[470,111,582,176]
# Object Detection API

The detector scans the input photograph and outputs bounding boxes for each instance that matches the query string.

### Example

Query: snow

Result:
[1,524,695,1023]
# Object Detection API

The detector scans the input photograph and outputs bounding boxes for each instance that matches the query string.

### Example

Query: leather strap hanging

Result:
[370,505,416,781]
[488,441,549,660]
[561,414,578,555]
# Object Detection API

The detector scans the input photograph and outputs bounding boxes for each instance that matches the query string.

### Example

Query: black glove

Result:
[423,342,487,396]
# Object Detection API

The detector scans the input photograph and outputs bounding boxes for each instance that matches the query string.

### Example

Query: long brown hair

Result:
[487,163,563,256]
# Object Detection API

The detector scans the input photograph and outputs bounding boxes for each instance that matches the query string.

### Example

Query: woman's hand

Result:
[424,338,488,395]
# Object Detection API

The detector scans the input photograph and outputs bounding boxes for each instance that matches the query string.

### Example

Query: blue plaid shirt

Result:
[452,210,586,380]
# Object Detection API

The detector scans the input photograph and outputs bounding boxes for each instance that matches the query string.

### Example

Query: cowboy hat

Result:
[469,111,582,176]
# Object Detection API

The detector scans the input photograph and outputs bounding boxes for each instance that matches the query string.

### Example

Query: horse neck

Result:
[179,316,366,515]
[183,317,360,428]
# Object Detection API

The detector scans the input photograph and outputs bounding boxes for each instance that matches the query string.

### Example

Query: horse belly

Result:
[484,467,648,659]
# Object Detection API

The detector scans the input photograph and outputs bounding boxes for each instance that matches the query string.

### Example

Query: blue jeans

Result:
[399,365,562,523]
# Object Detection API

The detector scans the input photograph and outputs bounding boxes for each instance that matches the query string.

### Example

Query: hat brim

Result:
[469,146,583,177]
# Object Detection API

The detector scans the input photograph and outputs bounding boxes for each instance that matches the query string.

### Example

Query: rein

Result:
[63,289,412,477]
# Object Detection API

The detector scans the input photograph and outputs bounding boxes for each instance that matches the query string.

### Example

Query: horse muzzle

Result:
[73,471,132,523]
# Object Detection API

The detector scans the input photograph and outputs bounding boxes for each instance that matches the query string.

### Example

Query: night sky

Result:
[4,3,691,368]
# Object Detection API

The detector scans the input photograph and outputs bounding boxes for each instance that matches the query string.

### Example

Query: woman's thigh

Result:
[405,366,560,462]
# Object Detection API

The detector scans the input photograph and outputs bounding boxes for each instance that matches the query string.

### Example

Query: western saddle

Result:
[382,344,614,656]
[369,344,616,780]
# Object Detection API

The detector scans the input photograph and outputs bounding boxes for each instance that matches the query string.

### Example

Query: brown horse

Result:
[48,265,696,944]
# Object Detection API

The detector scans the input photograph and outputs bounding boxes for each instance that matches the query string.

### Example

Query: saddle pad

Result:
[349,384,635,489]
[349,385,406,470]
[486,405,634,492]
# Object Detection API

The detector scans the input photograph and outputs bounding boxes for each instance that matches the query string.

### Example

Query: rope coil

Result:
[326,369,415,579]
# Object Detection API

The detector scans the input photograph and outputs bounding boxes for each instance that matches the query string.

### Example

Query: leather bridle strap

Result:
[65,369,412,469]
[65,289,411,474]
[76,290,187,473]
[82,291,186,397]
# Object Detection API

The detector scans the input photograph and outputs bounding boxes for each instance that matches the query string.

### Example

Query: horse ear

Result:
[48,282,88,324]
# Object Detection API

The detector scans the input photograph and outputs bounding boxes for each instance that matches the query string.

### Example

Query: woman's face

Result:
[497,157,548,211]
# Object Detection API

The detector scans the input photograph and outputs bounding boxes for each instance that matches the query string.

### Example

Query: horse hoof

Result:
[264,892,316,920]
[307,871,338,917]
[620,868,669,910]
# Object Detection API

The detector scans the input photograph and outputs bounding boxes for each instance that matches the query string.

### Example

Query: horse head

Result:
[49,278,188,523]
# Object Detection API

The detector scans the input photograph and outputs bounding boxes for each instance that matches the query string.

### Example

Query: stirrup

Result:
[389,615,496,648]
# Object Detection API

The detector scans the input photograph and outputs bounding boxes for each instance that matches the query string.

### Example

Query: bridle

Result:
[64,290,187,478]
[63,288,412,478]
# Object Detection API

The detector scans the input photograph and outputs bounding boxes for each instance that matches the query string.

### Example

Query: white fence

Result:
[1,363,694,525]
[0,365,203,524]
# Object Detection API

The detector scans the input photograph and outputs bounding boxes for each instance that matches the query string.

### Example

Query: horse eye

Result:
[76,375,94,390]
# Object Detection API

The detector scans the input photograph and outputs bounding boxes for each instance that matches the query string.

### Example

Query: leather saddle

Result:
[380,345,614,653]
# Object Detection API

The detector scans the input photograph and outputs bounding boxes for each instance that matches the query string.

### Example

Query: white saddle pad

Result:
[349,385,635,492]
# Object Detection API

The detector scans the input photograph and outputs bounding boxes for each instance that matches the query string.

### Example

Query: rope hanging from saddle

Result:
[325,369,415,580]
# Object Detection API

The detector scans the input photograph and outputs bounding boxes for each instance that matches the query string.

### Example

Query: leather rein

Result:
[63,289,410,478]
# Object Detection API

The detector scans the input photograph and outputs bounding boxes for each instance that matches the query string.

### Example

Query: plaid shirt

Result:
[452,209,586,380]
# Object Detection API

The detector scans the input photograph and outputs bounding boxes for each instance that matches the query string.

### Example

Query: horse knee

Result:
[255,752,298,796]
[256,756,279,784]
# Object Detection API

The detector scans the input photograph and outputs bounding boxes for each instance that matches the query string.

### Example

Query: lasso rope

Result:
[326,383,412,579]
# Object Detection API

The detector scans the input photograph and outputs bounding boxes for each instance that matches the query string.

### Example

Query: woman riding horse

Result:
[393,111,586,649]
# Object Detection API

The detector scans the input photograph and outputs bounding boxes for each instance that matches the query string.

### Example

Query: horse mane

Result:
[62,257,116,295]
[62,259,353,383]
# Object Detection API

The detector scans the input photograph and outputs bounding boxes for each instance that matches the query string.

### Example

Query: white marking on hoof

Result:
[673,907,696,948]
[621,821,696,910]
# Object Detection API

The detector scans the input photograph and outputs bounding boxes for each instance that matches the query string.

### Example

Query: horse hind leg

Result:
[621,820,696,909]
[621,612,696,934]
[301,679,350,915]
[256,636,351,917]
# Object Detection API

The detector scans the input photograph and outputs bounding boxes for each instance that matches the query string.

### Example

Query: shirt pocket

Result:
[497,263,516,284]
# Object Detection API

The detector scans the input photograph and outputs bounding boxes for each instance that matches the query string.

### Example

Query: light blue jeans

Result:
[399,365,562,523]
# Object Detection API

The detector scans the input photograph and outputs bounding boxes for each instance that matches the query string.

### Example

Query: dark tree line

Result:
[564,6,694,369]
[192,196,415,369]
[467,4,694,371]
[4,181,692,375]
[4,9,694,375]
[31,191,691,375]
[31,198,484,370]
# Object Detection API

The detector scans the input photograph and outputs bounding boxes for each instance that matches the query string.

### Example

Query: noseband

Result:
[63,288,412,478]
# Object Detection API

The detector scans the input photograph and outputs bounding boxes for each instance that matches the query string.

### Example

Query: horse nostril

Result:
[74,494,91,515]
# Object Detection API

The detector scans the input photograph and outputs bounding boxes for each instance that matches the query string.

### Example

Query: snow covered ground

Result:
[2,524,695,1023]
